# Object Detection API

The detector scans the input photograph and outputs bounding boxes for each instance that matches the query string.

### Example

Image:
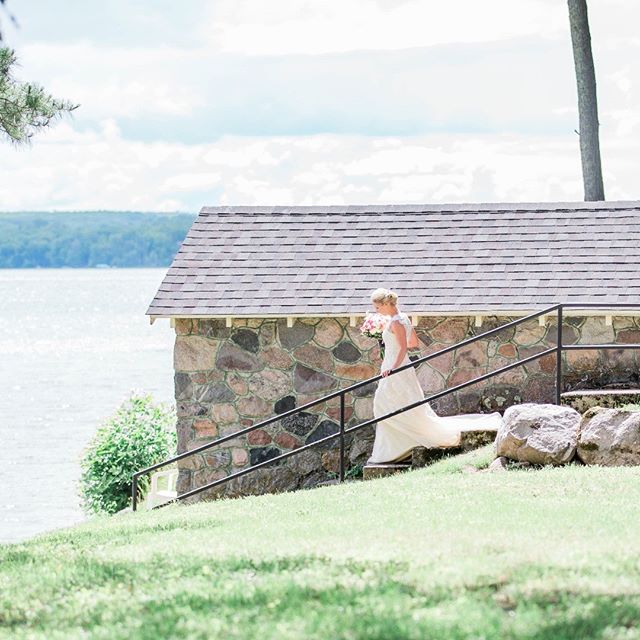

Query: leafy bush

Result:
[345,463,364,479]
[79,392,177,515]
[326,463,364,481]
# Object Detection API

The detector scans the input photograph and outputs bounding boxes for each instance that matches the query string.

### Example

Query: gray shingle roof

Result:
[146,200,640,317]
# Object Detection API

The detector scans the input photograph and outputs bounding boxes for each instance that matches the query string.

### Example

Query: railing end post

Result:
[132,473,138,512]
[339,393,345,483]
[555,305,563,405]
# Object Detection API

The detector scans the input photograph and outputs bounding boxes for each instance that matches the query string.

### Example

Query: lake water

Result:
[0,268,175,544]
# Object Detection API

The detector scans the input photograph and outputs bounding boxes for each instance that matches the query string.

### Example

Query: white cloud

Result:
[6,1,637,141]
[201,0,567,55]
[0,121,637,212]
[11,36,589,141]
[18,42,204,120]
[161,173,222,192]
[0,0,638,211]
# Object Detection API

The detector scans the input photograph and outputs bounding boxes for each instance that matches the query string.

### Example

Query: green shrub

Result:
[78,392,177,515]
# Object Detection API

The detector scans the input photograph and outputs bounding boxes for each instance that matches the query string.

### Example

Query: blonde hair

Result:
[370,287,398,305]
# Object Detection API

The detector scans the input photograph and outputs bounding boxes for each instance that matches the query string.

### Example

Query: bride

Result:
[367,288,502,464]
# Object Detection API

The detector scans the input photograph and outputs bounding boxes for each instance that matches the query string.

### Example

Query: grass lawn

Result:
[2,446,640,639]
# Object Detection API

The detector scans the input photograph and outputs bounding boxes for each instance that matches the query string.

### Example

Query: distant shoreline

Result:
[0,263,171,271]
[0,211,195,269]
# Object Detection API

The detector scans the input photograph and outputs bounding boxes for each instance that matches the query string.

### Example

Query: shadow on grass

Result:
[521,593,640,640]
[2,553,640,639]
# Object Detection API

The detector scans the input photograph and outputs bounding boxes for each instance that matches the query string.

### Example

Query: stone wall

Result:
[173,314,640,501]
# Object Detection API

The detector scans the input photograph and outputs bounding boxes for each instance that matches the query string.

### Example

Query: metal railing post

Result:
[132,474,138,512]
[339,392,345,482]
[556,305,563,405]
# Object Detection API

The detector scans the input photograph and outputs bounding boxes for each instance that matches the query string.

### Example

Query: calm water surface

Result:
[0,268,175,544]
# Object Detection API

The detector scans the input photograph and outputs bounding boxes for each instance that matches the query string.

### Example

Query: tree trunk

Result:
[567,0,605,201]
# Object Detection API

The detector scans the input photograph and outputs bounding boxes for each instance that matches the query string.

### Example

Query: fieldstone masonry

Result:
[173,314,640,501]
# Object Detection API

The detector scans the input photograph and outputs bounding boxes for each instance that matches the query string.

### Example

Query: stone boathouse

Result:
[146,200,640,500]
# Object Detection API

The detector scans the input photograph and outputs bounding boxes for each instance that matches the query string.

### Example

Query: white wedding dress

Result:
[368,311,503,464]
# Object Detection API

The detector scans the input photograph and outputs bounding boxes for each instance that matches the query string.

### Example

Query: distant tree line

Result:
[0,211,196,268]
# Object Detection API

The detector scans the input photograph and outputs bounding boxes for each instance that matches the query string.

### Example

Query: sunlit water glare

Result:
[0,268,175,543]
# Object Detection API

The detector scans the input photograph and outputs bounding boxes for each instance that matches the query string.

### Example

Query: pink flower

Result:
[360,312,388,340]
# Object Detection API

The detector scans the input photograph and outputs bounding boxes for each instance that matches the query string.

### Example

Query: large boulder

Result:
[577,407,640,466]
[496,403,580,465]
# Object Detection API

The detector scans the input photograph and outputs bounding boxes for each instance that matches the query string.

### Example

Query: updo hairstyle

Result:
[370,288,399,306]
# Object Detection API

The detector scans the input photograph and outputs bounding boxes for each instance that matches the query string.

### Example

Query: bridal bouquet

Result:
[360,313,388,359]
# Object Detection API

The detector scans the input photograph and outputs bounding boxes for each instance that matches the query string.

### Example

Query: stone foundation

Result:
[561,389,640,413]
[173,314,640,501]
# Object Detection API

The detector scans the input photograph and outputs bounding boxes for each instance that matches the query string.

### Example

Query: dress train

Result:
[368,311,502,464]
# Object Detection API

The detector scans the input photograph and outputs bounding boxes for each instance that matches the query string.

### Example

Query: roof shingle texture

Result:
[146,201,640,316]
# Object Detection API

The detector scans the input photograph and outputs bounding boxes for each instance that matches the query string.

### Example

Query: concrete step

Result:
[561,389,640,413]
[363,428,497,479]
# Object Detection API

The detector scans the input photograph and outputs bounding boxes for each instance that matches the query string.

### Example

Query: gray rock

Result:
[216,342,261,372]
[306,420,340,449]
[274,395,296,414]
[288,449,323,476]
[176,402,208,418]
[231,328,260,353]
[488,456,509,472]
[281,411,319,436]
[300,470,334,489]
[259,321,277,347]
[278,321,314,350]
[198,319,231,339]
[332,341,361,363]
[176,418,192,452]
[352,381,378,398]
[196,382,235,403]
[249,446,282,466]
[174,372,193,400]
[203,449,232,467]
[221,466,299,499]
[349,429,375,464]
[293,363,337,394]
[176,469,191,494]
[496,402,580,465]
[577,407,640,466]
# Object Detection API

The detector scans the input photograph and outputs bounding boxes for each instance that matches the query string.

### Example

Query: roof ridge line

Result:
[199,200,640,216]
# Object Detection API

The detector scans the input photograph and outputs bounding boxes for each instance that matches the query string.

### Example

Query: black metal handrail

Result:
[132,302,640,510]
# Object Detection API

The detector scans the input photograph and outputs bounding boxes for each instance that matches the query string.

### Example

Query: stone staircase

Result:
[560,389,640,413]
[362,428,497,480]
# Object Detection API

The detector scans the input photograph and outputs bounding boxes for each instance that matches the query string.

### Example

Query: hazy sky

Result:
[0,0,638,211]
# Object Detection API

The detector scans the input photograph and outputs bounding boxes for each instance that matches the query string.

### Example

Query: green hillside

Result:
[1,446,639,640]
[0,211,196,268]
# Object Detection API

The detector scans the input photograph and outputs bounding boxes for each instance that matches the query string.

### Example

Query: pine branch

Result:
[0,47,79,145]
